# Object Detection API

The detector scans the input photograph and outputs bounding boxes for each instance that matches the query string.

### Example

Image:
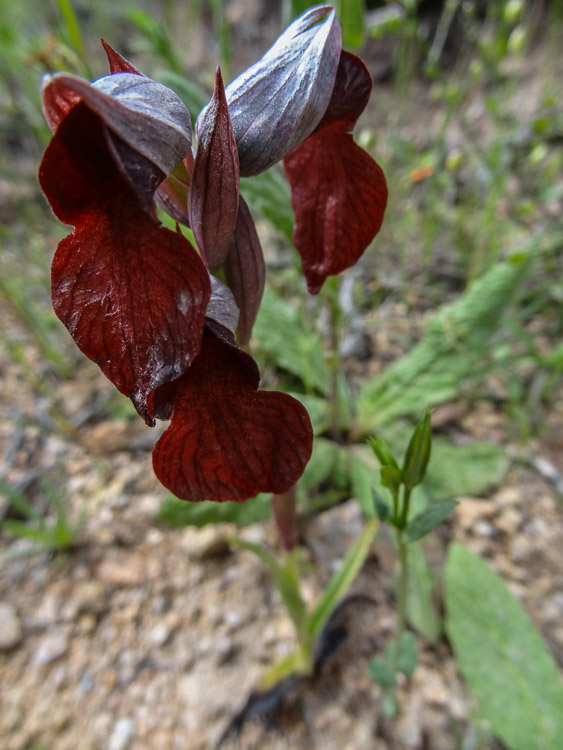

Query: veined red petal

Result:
[189,67,239,270]
[284,51,387,294]
[39,103,210,423]
[152,325,313,502]
[317,50,372,131]
[284,123,387,294]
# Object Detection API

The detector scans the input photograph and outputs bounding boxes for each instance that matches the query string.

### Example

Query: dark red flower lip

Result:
[152,323,313,503]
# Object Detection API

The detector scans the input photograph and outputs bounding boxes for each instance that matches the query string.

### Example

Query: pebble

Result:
[474,519,495,537]
[0,602,23,650]
[181,527,231,561]
[454,498,496,530]
[215,636,237,665]
[340,327,371,359]
[495,507,522,535]
[224,610,243,632]
[108,718,135,750]
[63,580,108,619]
[396,693,423,748]
[149,623,172,647]
[32,632,68,666]
[97,557,145,587]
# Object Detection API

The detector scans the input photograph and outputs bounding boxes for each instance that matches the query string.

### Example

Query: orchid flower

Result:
[38,5,386,503]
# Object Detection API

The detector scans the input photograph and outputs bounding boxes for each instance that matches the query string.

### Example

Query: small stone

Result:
[64,580,108,619]
[0,602,22,650]
[84,421,131,454]
[216,636,237,665]
[77,613,98,634]
[33,632,68,666]
[495,507,522,535]
[149,623,172,647]
[396,693,423,748]
[224,610,243,632]
[455,498,496,530]
[78,670,94,694]
[509,534,531,562]
[494,487,520,507]
[181,527,231,561]
[340,326,371,359]
[97,556,144,587]
[108,718,135,750]
[474,519,495,537]
[418,667,448,706]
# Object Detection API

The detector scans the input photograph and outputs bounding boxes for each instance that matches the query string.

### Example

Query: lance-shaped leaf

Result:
[202,5,341,177]
[284,51,388,294]
[39,103,210,424]
[224,196,265,344]
[42,71,192,176]
[152,323,313,503]
[188,67,239,269]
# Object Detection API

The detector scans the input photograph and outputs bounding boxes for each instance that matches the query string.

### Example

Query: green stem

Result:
[392,532,409,673]
[54,0,92,78]
[283,547,310,652]
[391,489,399,525]
[398,485,412,529]
[326,276,342,440]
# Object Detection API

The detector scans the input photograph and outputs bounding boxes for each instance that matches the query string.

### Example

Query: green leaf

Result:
[336,0,365,49]
[0,480,41,521]
[373,491,392,523]
[349,455,377,519]
[126,9,182,73]
[445,544,563,750]
[287,393,328,434]
[357,246,535,428]
[425,440,509,500]
[406,543,442,643]
[368,656,397,688]
[155,493,272,528]
[258,649,311,691]
[230,538,308,637]
[402,409,432,490]
[1,520,53,545]
[368,435,400,470]
[381,465,402,496]
[240,169,295,242]
[300,438,348,497]
[403,500,458,543]
[253,288,330,395]
[386,631,418,678]
[306,519,378,640]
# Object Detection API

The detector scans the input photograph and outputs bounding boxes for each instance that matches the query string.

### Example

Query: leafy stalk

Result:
[325,275,343,440]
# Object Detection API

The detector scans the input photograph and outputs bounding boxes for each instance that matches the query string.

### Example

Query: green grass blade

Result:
[337,0,365,49]
[306,518,378,640]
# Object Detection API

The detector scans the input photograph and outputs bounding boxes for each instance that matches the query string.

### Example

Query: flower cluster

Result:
[39,5,387,503]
